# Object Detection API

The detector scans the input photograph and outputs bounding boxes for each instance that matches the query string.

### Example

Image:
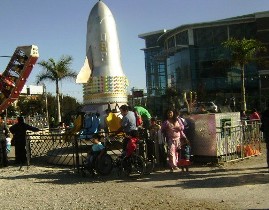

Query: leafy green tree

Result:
[222,38,267,111]
[17,97,43,116]
[45,93,81,128]
[6,104,17,117]
[61,95,81,125]
[36,55,77,123]
[15,93,81,128]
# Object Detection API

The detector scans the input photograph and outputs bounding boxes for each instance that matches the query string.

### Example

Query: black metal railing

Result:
[25,120,263,170]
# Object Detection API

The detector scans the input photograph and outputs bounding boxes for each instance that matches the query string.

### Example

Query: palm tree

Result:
[222,38,267,111]
[36,55,77,123]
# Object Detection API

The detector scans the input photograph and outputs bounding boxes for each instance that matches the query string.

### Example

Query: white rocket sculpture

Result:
[76,0,129,113]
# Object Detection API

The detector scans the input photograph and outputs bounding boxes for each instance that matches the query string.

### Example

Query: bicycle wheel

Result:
[95,154,113,175]
[80,163,95,177]
[115,157,124,177]
[122,157,132,176]
[131,155,145,177]
[144,158,156,175]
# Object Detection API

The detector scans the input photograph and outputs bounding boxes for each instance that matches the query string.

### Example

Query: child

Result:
[85,133,105,168]
[6,134,11,154]
[125,130,139,158]
[178,137,191,172]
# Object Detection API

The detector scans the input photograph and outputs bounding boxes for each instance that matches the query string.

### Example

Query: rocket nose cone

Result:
[87,0,125,77]
[90,0,111,18]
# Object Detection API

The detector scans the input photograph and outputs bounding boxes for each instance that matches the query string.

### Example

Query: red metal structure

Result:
[0,45,39,112]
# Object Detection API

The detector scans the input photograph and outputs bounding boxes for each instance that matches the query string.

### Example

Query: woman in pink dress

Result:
[161,109,185,172]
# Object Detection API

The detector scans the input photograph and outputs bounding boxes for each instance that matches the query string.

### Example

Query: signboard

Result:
[20,85,43,95]
[133,90,143,97]
[29,85,43,95]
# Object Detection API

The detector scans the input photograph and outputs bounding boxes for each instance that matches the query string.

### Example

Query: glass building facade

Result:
[139,11,269,113]
[138,30,167,97]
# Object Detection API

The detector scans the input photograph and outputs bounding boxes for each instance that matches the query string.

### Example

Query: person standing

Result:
[134,106,151,130]
[161,109,185,172]
[9,116,40,165]
[0,116,9,167]
[260,106,269,168]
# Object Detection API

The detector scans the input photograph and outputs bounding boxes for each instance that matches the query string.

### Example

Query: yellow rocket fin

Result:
[76,56,92,83]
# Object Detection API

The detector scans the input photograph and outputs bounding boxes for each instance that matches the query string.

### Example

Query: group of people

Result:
[86,104,269,173]
[4,104,267,173]
[84,105,192,174]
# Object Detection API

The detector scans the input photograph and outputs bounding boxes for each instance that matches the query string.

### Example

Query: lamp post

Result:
[43,84,49,129]
[259,73,262,111]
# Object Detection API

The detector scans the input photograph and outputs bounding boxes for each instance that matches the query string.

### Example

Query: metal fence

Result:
[25,120,263,169]
[26,132,77,167]
[25,131,124,170]
[216,120,262,162]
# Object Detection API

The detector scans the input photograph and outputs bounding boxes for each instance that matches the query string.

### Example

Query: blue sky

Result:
[0,0,268,102]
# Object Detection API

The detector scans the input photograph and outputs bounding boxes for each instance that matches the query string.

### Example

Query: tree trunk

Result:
[241,65,247,111]
[56,80,61,123]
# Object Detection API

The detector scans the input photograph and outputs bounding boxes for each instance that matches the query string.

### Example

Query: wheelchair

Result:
[81,152,113,177]
[115,139,146,178]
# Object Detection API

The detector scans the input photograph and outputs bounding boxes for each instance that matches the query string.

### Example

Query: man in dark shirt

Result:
[9,116,40,165]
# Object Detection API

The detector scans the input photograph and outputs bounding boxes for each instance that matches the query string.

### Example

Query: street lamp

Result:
[42,84,49,129]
